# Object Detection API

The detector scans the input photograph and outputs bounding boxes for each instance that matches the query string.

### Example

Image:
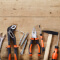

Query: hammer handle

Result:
[44,34,52,60]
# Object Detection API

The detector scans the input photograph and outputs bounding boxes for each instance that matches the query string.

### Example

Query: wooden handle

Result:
[44,34,52,60]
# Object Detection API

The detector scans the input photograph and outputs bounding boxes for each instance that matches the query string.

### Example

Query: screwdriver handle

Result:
[52,46,58,60]
[40,34,45,51]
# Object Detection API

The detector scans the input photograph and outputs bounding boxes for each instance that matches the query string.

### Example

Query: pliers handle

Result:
[29,38,41,56]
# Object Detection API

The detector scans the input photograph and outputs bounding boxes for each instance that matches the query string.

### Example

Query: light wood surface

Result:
[44,34,52,60]
[0,0,60,60]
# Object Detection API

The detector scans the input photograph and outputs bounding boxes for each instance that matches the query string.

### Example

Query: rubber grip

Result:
[40,34,45,51]
[52,48,58,60]
[14,48,18,60]
[35,40,41,56]
[8,54,11,60]
[29,40,33,56]
[8,48,11,60]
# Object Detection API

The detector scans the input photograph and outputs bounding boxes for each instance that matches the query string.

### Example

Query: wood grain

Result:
[0,0,60,60]
[0,0,60,16]
[44,34,52,60]
[0,18,60,60]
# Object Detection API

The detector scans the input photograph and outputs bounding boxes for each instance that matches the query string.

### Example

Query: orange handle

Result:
[29,40,33,56]
[40,34,45,51]
[8,54,11,60]
[35,40,41,56]
[14,46,18,60]
[29,38,41,56]
[14,54,17,60]
[52,46,58,60]
[37,44,41,56]
[7,45,11,60]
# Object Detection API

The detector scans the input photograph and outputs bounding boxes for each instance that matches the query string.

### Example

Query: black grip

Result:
[14,48,18,60]
[29,40,33,56]
[7,48,11,60]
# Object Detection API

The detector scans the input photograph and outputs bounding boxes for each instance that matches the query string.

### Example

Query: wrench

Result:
[0,33,6,60]
[20,39,27,55]
[21,33,29,46]
[19,31,25,45]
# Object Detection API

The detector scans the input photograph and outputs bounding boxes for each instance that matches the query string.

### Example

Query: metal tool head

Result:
[39,25,42,34]
[32,27,37,38]
[7,25,16,32]
[7,25,16,38]
[11,25,16,30]
[0,33,2,37]
[0,33,6,49]
[43,30,58,35]
[57,32,60,46]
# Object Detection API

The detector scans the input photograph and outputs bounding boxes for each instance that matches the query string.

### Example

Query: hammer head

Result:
[43,30,58,35]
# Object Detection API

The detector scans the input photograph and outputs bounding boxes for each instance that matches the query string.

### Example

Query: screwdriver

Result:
[39,25,45,51]
[52,32,60,60]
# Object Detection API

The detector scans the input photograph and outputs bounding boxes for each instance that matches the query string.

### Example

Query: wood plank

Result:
[44,34,52,60]
[0,17,60,32]
[0,0,60,16]
[0,17,60,60]
[0,0,60,7]
[0,7,60,17]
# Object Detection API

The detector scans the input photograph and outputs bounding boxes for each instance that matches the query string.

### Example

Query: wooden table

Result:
[0,0,60,60]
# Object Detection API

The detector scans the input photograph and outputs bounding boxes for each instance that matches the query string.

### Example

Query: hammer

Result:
[43,30,58,60]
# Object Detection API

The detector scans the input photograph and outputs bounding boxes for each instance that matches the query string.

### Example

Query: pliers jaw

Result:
[32,27,37,38]
[7,25,16,39]
[7,25,16,32]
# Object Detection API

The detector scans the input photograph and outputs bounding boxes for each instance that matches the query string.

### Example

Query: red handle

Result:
[52,46,58,60]
[40,34,45,51]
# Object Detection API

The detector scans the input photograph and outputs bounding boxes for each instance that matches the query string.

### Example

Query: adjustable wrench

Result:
[0,33,6,60]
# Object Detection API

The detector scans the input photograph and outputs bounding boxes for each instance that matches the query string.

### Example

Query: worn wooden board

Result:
[0,18,60,60]
[0,0,60,16]
[0,0,60,60]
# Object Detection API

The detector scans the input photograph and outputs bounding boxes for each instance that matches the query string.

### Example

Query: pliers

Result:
[29,27,41,56]
[6,25,18,60]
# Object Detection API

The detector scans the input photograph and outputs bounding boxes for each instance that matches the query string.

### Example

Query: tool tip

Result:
[39,25,40,28]
[4,34,6,37]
